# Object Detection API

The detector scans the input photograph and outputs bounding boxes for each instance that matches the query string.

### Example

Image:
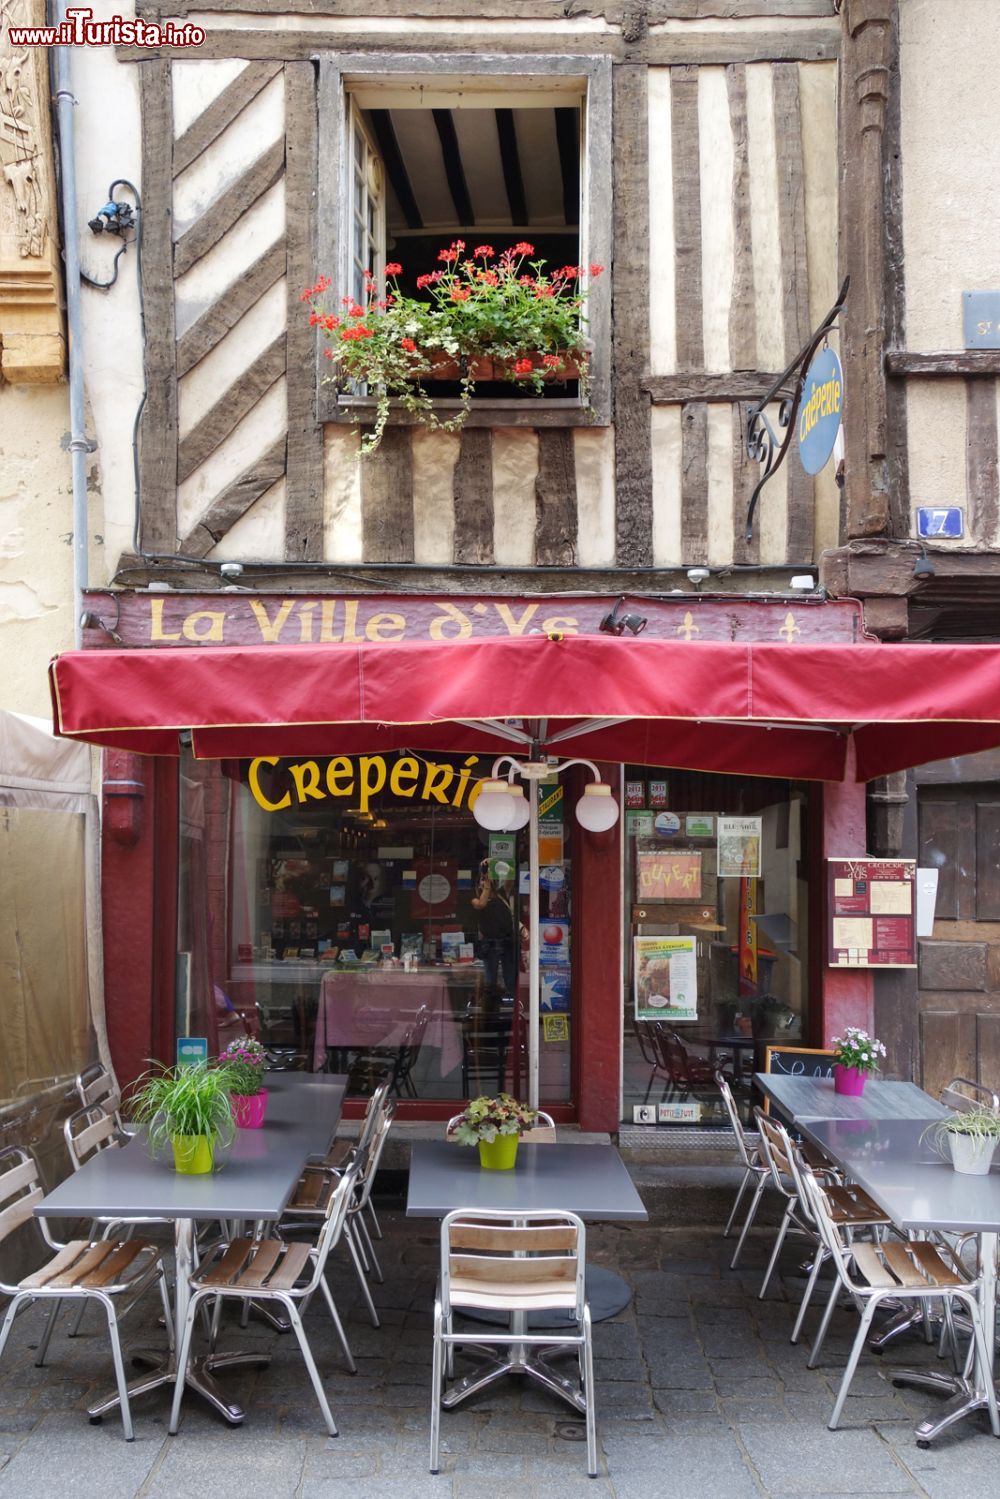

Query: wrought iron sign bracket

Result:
[744,276,849,544]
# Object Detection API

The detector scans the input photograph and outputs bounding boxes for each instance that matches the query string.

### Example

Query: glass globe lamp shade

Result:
[505,785,530,831]
[575,782,619,832]
[472,778,517,830]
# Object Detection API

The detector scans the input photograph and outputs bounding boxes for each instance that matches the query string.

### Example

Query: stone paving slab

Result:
[0,1198,997,1496]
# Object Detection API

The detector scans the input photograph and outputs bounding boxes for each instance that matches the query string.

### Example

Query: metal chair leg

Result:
[828,1297,880,1429]
[730,1174,767,1270]
[356,1213,383,1284]
[791,1245,827,1345]
[344,1230,380,1328]
[582,1305,598,1478]
[723,1166,753,1239]
[168,1291,204,1434]
[759,1203,794,1299]
[102,1297,135,1442]
[808,1275,844,1368]
[35,1298,62,1367]
[0,1294,26,1364]
[429,1299,444,1474]
[157,1268,175,1353]
[366,1200,383,1241]
[283,1297,337,1438]
[347,1219,371,1275]
[318,1272,356,1373]
[965,1294,1000,1437]
[67,1297,89,1339]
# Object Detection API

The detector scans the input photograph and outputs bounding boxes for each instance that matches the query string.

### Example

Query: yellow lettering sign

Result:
[248,757,291,812]
[150,598,182,641]
[250,599,296,642]
[182,609,225,642]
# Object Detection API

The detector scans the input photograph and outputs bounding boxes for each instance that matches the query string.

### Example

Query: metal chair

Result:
[430,1208,597,1476]
[799,1167,999,1435]
[0,1146,172,1442]
[169,1163,362,1438]
[632,1019,673,1104]
[939,1077,1000,1112]
[715,1070,770,1265]
[73,1063,130,1137]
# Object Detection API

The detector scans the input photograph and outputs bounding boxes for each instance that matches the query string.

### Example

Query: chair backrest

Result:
[632,1019,659,1068]
[940,1076,1000,1113]
[350,1094,396,1210]
[64,1104,120,1171]
[715,1070,754,1169]
[0,1147,45,1292]
[753,1106,797,1201]
[74,1064,124,1128]
[439,1207,586,1320]
[798,1166,860,1293]
[309,1160,363,1286]
[522,1109,557,1143]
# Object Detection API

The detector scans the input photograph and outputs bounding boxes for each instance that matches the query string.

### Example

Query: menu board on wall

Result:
[827,858,917,968]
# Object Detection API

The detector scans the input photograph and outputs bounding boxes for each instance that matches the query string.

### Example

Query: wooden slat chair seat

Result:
[431,1209,597,1477]
[799,1169,1000,1433]
[824,1183,890,1226]
[169,1161,363,1439]
[0,1146,172,1442]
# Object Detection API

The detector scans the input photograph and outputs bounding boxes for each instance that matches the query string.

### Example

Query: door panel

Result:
[919,1008,976,1102]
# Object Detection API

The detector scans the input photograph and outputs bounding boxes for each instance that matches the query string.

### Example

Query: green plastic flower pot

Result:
[478,1135,519,1171]
[171,1134,214,1174]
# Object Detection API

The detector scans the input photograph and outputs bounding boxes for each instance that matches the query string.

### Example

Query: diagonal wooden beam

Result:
[432,108,474,226]
[178,436,287,557]
[369,110,422,230]
[554,107,580,227]
[173,61,282,175]
[494,108,527,226]
[176,240,286,377]
[174,139,284,276]
[177,335,285,482]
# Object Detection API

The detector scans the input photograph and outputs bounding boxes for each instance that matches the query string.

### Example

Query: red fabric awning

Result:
[48,633,1000,782]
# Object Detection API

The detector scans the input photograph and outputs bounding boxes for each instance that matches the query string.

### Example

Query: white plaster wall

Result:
[0,385,76,715]
[900,0,1000,350]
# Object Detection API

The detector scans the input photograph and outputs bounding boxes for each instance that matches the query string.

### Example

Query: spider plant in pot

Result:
[924,1107,1000,1176]
[447,1093,538,1171]
[130,1062,238,1174]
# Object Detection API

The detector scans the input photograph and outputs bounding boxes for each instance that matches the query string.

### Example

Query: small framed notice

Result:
[827,858,917,968]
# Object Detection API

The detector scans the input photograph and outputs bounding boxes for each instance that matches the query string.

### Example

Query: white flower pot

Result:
[948,1132,998,1175]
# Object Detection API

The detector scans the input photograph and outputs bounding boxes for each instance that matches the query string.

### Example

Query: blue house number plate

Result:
[916,507,963,539]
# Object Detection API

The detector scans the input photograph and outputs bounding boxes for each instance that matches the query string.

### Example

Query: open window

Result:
[318,55,611,427]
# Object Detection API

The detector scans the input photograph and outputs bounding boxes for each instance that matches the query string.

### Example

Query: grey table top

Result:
[35,1074,346,1223]
[796,1116,1000,1235]
[754,1073,948,1123]
[406,1142,648,1222]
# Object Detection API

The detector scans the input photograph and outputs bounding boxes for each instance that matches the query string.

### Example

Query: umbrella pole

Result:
[528,777,540,1111]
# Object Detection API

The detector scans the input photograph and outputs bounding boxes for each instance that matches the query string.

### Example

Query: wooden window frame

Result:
[316,53,612,430]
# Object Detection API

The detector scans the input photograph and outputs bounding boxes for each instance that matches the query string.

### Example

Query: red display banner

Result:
[827,858,916,968]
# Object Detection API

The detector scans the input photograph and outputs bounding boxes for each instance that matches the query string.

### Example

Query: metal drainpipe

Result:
[53,11,88,649]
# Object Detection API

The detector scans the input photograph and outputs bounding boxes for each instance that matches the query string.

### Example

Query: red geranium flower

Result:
[473,244,495,259]
[513,241,535,255]
[401,337,417,352]
[451,287,471,301]
[542,354,561,367]
[384,262,403,276]
[513,357,533,375]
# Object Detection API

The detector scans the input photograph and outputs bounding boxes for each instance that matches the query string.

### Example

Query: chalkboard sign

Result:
[762,1046,836,1112]
[764,1046,836,1080]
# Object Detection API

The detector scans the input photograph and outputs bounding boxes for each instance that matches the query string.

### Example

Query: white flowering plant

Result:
[831,1026,886,1076]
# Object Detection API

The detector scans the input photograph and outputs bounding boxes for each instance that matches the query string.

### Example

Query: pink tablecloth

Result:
[313,970,462,1077]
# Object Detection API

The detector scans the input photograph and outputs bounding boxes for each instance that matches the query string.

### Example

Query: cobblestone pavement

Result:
[1,1197,998,1498]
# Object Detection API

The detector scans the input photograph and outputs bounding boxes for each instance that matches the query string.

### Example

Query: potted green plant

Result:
[831,1026,886,1097]
[448,1093,538,1171]
[749,995,797,1041]
[221,1037,269,1128]
[303,242,604,454]
[129,1062,238,1174]
[924,1107,1000,1176]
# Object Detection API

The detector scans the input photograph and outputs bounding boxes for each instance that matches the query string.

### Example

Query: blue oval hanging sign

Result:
[797,346,843,475]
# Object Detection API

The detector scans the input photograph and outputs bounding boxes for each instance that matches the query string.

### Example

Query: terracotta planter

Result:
[833,1064,866,1097]
[421,353,581,382]
[478,1134,519,1170]
[232,1089,268,1128]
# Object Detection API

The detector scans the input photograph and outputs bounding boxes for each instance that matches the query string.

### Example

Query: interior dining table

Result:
[774,1094,1000,1446]
[33,1072,346,1427]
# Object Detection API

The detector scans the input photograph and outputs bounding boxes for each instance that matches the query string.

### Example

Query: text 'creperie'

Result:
[248,754,483,814]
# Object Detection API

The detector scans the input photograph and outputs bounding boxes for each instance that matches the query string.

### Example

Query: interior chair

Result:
[753,1108,887,1303]
[632,1019,674,1104]
[939,1077,1000,1112]
[74,1063,130,1137]
[461,997,521,1096]
[169,1163,362,1438]
[659,1029,727,1092]
[715,1070,770,1266]
[0,1146,172,1442]
[392,1004,430,1098]
[430,1208,597,1476]
[799,1167,999,1435]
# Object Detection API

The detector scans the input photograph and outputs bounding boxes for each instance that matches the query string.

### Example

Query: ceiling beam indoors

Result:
[494,107,528,225]
[369,109,423,230]
[432,108,476,227]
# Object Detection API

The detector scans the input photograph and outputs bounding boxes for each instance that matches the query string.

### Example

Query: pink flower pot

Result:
[232,1089,268,1128]
[833,1065,866,1098]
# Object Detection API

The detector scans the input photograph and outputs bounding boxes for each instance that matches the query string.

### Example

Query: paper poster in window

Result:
[718,816,762,878]
[634,935,698,1022]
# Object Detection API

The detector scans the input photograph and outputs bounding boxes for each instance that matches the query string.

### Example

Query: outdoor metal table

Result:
[33,1073,346,1427]
[795,1114,1000,1445]
[407,1141,647,1415]
[754,1073,949,1123]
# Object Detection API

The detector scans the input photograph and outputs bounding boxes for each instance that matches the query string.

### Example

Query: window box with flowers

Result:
[303,242,604,455]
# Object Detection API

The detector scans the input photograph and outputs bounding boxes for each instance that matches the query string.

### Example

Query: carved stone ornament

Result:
[0,0,64,382]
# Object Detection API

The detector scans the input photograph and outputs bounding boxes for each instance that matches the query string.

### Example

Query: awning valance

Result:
[48,633,1000,782]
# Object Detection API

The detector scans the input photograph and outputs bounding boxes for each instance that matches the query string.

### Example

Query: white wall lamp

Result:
[472,755,620,1108]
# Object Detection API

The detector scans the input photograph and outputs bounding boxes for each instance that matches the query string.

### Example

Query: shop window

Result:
[317,54,612,427]
[175,751,576,1106]
[621,770,812,1130]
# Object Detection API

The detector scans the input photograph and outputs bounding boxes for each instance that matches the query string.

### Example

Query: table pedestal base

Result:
[87,1347,270,1427]
[888,1366,992,1446]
